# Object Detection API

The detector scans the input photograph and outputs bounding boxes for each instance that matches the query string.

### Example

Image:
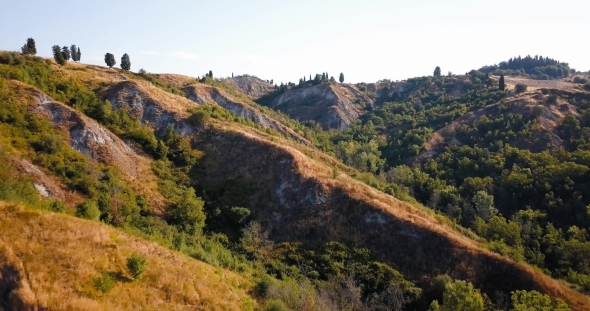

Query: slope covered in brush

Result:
[2,51,590,310]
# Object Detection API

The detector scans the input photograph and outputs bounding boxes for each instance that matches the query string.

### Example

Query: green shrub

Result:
[188,109,210,126]
[48,200,66,213]
[255,275,273,298]
[34,134,64,154]
[93,271,115,293]
[76,200,100,220]
[127,253,147,280]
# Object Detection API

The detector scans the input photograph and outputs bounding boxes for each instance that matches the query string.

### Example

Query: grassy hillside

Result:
[0,201,253,311]
[2,50,590,310]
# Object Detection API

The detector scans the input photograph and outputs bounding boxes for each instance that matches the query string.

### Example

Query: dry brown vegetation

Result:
[0,202,254,311]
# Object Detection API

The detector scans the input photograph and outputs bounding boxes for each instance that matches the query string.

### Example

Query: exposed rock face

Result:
[183,84,310,143]
[269,84,372,131]
[31,90,145,178]
[184,84,281,130]
[102,81,195,135]
[225,75,275,100]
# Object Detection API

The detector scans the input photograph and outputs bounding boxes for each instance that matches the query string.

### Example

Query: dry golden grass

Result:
[0,202,254,311]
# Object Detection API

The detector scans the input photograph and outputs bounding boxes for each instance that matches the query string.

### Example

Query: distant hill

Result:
[225,75,275,100]
[479,55,571,79]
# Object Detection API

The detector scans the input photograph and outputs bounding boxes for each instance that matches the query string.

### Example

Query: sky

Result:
[1,0,588,83]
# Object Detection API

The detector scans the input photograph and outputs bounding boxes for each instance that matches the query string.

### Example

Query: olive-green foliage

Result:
[93,271,115,293]
[266,241,421,308]
[76,200,100,220]
[170,187,206,235]
[127,253,147,280]
[510,290,570,311]
[439,280,484,311]
[188,109,210,126]
[0,52,25,66]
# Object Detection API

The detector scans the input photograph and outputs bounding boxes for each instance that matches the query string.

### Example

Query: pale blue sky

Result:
[1,0,588,83]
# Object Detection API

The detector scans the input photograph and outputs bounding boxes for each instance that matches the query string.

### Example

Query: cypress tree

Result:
[434,66,441,77]
[208,70,213,78]
[76,47,81,62]
[339,72,344,83]
[120,53,131,71]
[70,45,77,61]
[52,45,66,65]
[104,53,116,68]
[21,38,37,55]
[499,74,505,91]
[61,46,71,61]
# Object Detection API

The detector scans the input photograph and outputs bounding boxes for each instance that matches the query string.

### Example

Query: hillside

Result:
[2,51,590,310]
[265,83,372,131]
[225,75,275,100]
[0,202,252,311]
[74,61,590,309]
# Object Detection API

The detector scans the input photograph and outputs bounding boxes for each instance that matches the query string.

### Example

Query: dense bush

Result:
[127,253,147,279]
[515,83,528,93]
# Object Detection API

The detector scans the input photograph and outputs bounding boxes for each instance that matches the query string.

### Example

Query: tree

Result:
[170,188,206,235]
[208,70,213,78]
[434,66,442,77]
[70,45,77,61]
[120,53,131,71]
[339,72,345,83]
[472,190,498,222]
[440,280,484,311]
[499,74,506,91]
[76,47,81,62]
[61,46,71,61]
[21,38,37,55]
[52,45,66,65]
[510,290,570,311]
[104,53,116,68]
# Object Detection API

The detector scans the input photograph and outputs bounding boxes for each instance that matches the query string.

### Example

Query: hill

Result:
[0,201,252,311]
[2,51,590,310]
[225,75,275,100]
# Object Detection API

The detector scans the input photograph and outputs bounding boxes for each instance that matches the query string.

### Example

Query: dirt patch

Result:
[502,76,580,92]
